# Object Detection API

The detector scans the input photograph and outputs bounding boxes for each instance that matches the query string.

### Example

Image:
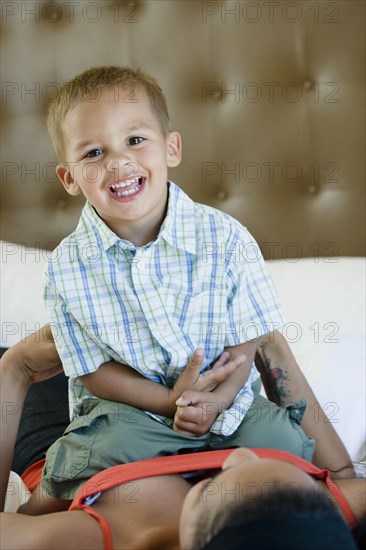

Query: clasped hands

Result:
[1,326,246,438]
[169,349,246,436]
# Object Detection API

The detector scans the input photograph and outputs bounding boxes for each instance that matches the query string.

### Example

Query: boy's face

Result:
[56,86,181,243]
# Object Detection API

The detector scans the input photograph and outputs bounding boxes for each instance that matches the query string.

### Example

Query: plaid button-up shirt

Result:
[43,182,285,436]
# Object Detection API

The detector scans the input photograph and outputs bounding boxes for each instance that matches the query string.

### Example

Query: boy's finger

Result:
[176,396,189,406]
[176,390,202,407]
[173,349,205,393]
[204,354,246,383]
[224,354,246,372]
[176,405,200,423]
[232,354,246,365]
[173,420,202,435]
[182,348,205,377]
[188,348,205,368]
[211,351,230,369]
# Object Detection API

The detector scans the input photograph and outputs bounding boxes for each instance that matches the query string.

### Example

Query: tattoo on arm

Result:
[254,347,292,406]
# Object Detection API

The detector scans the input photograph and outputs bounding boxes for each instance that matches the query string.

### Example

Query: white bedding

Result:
[1,241,365,462]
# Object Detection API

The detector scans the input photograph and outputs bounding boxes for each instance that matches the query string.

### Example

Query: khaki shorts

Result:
[41,383,315,500]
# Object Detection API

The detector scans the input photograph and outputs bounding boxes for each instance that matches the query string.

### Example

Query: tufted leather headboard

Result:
[1,0,365,259]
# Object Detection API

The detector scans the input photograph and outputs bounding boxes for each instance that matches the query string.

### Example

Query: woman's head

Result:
[179,448,357,550]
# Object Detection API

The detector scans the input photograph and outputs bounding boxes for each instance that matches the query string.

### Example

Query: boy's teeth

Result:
[111,177,140,190]
[116,184,140,197]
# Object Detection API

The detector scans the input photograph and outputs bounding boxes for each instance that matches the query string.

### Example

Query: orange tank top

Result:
[22,449,357,550]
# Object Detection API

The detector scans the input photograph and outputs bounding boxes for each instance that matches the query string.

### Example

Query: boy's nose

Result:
[106,159,139,181]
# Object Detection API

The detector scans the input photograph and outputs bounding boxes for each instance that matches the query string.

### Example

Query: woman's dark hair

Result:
[192,487,357,550]
[352,512,366,549]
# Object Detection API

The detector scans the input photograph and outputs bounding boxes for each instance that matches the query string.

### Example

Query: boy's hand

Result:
[173,390,225,435]
[168,348,244,410]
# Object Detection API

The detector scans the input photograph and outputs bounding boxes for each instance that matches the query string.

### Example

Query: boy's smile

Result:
[56,86,181,245]
[109,175,144,199]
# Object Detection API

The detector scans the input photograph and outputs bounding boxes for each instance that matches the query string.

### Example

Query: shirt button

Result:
[137,260,146,270]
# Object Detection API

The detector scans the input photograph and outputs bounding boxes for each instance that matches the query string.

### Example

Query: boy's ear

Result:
[56,164,81,196]
[166,131,182,168]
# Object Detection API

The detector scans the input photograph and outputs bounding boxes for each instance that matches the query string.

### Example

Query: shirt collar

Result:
[77,202,121,255]
[158,182,197,254]
[76,181,197,257]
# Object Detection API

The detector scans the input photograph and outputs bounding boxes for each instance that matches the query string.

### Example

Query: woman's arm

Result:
[255,330,355,478]
[0,326,62,511]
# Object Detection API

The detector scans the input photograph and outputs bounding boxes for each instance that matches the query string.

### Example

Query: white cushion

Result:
[4,471,31,512]
[267,258,365,462]
[1,241,365,461]
[0,241,49,348]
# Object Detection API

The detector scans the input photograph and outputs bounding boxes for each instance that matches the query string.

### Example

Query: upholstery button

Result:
[308,184,317,194]
[217,190,227,200]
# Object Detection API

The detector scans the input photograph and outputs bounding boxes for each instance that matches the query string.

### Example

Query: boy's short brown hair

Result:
[47,66,171,161]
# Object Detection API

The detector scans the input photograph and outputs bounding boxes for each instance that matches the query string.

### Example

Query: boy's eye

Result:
[128,136,145,146]
[85,148,103,158]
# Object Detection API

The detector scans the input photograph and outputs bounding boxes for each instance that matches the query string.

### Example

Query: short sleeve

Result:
[43,267,111,378]
[224,224,286,346]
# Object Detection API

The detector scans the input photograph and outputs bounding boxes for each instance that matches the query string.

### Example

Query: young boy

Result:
[25,66,314,511]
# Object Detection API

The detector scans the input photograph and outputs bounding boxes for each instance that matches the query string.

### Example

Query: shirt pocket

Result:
[166,286,225,341]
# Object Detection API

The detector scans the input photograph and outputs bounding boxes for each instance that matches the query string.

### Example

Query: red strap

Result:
[77,505,113,550]
[323,471,357,527]
[255,450,356,526]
